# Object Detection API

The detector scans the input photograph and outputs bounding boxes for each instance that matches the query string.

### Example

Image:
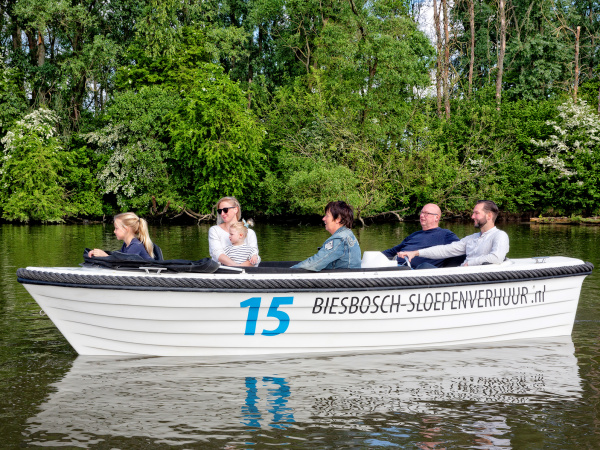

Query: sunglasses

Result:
[217,207,236,214]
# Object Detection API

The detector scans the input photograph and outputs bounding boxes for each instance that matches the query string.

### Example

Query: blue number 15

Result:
[240,296,294,336]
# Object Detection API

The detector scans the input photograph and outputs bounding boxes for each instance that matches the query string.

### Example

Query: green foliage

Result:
[114,27,211,91]
[261,1,435,218]
[0,0,599,221]
[63,144,104,217]
[0,108,78,222]
[134,0,216,58]
[84,85,180,212]
[398,95,539,214]
[579,81,600,111]
[286,165,362,214]
[169,63,266,212]
[452,0,580,100]
[531,99,600,214]
[0,63,28,145]
[275,117,393,218]
[314,0,434,140]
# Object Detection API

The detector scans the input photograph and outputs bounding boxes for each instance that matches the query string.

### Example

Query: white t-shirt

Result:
[208,225,260,265]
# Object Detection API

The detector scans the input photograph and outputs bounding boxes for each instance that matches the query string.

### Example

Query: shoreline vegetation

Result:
[7,212,600,227]
[1,1,599,224]
[530,216,600,225]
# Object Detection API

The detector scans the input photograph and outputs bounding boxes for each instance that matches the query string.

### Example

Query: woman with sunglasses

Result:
[208,196,260,266]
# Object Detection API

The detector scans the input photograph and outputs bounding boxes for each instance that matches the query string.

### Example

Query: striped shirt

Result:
[224,244,258,265]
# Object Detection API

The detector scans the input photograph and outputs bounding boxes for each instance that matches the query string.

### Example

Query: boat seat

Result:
[441,255,466,267]
[361,251,398,268]
[153,243,164,261]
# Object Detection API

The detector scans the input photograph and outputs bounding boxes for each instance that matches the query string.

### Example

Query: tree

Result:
[0,61,27,146]
[275,116,396,221]
[442,0,450,118]
[531,99,600,213]
[169,63,266,212]
[314,0,434,140]
[495,0,506,107]
[0,108,99,221]
[84,85,179,212]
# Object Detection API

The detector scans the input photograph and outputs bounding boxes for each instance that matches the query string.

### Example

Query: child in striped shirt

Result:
[224,222,259,266]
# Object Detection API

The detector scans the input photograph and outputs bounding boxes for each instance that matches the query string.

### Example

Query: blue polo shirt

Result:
[382,227,460,268]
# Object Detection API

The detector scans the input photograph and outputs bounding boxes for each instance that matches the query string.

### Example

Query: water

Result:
[1,221,599,448]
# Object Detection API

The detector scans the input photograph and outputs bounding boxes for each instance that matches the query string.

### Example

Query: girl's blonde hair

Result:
[114,212,154,258]
[229,221,249,237]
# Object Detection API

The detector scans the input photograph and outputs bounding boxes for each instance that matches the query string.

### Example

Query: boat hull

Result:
[18,257,592,356]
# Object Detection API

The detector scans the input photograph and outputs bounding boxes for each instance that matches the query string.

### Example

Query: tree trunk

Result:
[433,0,442,117]
[468,0,475,96]
[26,31,36,64]
[12,25,21,51]
[93,78,98,114]
[574,26,580,104]
[11,25,24,91]
[495,0,506,108]
[37,31,46,66]
[26,30,47,104]
[442,0,450,119]
[248,34,254,110]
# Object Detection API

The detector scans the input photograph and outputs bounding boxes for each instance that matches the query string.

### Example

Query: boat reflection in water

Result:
[26,337,582,447]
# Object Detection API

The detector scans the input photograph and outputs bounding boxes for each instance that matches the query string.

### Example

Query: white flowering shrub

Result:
[83,85,177,211]
[85,124,170,210]
[532,99,600,177]
[531,99,600,212]
[0,108,75,222]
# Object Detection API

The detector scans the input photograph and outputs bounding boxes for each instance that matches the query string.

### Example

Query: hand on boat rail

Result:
[396,255,413,270]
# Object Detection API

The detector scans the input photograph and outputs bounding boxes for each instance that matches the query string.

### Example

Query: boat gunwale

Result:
[17,261,594,293]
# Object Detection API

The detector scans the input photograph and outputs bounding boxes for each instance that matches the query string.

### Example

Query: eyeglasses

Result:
[420,211,439,216]
[217,207,236,214]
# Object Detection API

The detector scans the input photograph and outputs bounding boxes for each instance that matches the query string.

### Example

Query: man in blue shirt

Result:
[381,203,460,268]
[398,200,509,267]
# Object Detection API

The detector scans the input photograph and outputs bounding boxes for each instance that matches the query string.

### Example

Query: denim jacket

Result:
[291,226,362,271]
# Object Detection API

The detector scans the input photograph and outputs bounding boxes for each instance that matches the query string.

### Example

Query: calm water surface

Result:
[1,221,599,448]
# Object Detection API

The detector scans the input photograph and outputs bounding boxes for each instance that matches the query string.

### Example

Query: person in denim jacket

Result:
[291,201,362,271]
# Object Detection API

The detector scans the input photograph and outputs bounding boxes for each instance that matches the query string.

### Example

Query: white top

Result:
[208,225,260,264]
[419,226,509,266]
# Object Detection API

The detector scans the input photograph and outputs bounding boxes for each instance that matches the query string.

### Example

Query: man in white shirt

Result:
[398,200,509,267]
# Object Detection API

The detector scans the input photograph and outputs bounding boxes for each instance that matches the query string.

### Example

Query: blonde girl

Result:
[88,212,155,261]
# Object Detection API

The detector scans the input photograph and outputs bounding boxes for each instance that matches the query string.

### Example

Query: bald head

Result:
[419,203,441,231]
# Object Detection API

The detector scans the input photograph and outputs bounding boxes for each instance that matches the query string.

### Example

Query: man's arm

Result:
[381,242,403,258]
[417,239,468,260]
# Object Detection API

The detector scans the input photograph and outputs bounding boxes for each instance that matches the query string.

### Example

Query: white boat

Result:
[17,254,593,356]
